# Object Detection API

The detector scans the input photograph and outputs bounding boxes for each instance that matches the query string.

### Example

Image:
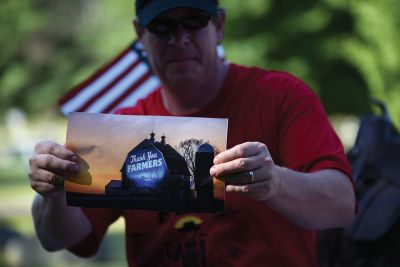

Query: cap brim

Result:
[138,0,218,26]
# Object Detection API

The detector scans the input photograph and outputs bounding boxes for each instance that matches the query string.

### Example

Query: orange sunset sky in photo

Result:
[65,112,228,197]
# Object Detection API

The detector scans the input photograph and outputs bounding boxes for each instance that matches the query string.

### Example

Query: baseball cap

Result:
[136,0,219,26]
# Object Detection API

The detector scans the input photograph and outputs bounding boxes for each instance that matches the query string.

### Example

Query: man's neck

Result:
[160,62,229,115]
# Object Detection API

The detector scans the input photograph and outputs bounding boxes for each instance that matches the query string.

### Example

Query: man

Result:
[28,0,355,266]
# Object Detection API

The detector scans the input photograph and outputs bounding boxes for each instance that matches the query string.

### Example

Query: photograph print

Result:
[65,112,228,212]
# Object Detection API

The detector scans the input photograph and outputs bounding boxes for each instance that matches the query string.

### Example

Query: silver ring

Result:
[248,171,255,183]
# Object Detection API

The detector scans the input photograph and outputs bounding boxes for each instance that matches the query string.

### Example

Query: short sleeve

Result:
[68,208,121,257]
[276,78,352,178]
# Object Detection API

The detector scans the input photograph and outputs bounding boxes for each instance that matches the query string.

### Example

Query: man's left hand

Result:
[210,142,280,201]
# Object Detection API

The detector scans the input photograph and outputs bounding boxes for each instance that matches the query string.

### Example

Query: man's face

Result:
[136,8,224,87]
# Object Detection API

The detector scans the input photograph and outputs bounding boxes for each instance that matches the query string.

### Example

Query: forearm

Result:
[32,192,92,251]
[266,167,355,230]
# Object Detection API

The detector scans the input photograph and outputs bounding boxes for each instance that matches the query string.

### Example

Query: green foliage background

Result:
[1,0,400,124]
[0,1,398,265]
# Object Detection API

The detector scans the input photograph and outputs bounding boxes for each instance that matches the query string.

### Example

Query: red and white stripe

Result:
[59,41,225,115]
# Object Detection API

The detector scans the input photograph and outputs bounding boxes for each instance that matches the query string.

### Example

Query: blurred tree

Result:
[0,0,134,117]
[1,0,400,126]
[221,0,400,124]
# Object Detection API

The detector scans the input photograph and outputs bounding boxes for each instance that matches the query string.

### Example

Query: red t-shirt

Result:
[69,64,352,267]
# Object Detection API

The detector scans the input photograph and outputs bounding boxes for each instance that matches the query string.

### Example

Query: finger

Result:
[34,141,77,161]
[222,172,252,185]
[226,180,267,193]
[220,169,267,185]
[211,150,271,177]
[29,153,80,174]
[213,142,262,164]
[226,184,249,193]
[29,168,66,186]
[221,168,269,185]
[226,181,271,201]
[31,181,64,196]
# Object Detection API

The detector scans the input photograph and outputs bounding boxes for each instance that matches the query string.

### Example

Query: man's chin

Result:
[165,67,201,84]
[165,73,199,87]
[167,60,198,72]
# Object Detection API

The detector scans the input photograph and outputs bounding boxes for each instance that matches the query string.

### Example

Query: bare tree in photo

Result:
[176,138,204,176]
[176,138,221,177]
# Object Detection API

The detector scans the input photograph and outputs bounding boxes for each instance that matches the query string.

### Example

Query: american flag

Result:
[59,41,225,115]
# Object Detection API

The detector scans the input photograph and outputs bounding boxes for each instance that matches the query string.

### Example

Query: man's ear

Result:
[215,10,226,44]
[133,19,144,39]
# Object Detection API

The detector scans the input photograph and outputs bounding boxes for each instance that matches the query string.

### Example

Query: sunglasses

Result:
[146,14,213,35]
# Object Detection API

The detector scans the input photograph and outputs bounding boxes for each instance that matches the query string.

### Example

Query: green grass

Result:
[0,161,127,267]
[0,231,126,267]
[0,164,28,186]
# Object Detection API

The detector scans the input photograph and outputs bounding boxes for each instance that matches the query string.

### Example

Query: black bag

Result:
[318,99,400,267]
[347,98,400,241]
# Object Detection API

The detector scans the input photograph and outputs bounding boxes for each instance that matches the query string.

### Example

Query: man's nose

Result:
[168,25,191,46]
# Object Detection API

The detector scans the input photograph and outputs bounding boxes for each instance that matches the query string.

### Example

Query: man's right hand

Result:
[28,141,92,252]
[28,141,80,197]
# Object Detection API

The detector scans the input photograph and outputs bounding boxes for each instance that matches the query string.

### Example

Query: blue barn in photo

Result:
[106,133,191,198]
